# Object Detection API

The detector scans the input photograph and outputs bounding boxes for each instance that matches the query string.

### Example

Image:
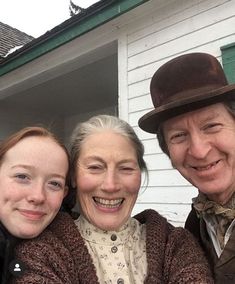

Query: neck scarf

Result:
[193,193,235,249]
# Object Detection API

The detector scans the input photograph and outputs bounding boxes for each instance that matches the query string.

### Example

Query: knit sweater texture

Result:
[11,209,213,284]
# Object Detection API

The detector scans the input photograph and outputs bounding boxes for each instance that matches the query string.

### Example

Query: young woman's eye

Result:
[48,180,63,190]
[14,174,29,182]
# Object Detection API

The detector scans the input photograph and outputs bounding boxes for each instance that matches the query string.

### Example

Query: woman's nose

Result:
[101,170,120,192]
[26,183,46,204]
[188,133,211,159]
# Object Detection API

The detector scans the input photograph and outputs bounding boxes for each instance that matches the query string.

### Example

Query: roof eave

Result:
[0,0,149,76]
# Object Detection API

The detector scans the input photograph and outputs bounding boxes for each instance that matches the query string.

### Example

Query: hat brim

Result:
[138,84,235,134]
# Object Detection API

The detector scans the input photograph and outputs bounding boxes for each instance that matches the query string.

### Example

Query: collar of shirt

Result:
[75,215,140,246]
[203,215,235,257]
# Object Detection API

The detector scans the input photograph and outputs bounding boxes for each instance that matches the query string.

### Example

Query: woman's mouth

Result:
[93,197,124,208]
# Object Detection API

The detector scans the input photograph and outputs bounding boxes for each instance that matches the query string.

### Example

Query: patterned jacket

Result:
[12,209,213,284]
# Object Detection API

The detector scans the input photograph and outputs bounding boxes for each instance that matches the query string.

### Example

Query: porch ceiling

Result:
[0,53,118,117]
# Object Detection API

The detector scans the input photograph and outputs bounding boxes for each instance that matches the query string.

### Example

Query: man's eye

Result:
[170,132,186,143]
[204,123,222,132]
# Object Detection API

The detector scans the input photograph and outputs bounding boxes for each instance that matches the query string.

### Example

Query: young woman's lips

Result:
[19,209,46,220]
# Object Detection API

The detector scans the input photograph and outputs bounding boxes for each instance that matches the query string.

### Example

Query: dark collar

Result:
[0,223,19,284]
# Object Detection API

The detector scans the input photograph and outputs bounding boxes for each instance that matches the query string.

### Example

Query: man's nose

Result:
[188,133,211,159]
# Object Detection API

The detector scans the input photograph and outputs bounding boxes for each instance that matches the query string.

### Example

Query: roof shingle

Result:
[0,21,34,58]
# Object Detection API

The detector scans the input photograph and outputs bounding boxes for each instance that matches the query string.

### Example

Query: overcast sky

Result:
[0,0,99,37]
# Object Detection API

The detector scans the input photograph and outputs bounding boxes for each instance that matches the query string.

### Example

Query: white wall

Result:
[117,0,235,225]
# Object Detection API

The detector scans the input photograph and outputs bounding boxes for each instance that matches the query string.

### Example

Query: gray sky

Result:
[0,0,99,37]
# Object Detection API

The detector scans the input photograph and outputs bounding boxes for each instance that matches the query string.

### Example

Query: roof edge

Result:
[0,0,149,76]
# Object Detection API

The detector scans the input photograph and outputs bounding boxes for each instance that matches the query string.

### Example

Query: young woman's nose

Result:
[188,133,211,159]
[26,182,46,204]
[101,170,120,192]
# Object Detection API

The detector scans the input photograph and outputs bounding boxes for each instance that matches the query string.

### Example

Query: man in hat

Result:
[138,52,235,283]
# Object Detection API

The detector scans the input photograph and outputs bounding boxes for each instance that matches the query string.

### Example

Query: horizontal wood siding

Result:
[123,0,235,225]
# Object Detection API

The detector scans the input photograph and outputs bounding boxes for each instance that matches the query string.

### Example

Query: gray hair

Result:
[70,114,148,182]
[157,100,235,157]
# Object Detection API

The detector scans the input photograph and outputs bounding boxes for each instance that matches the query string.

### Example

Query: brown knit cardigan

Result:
[11,209,213,284]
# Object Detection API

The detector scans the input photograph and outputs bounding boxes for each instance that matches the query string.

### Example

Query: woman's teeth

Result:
[94,197,123,208]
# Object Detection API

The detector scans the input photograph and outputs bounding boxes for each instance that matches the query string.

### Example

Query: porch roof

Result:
[0,0,149,77]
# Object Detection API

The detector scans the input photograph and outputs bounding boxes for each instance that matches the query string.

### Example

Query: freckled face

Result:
[0,136,68,238]
[76,131,141,231]
[163,103,235,204]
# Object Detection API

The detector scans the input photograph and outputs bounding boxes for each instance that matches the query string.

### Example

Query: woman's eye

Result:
[88,165,100,169]
[87,164,103,172]
[120,166,136,173]
[121,167,133,171]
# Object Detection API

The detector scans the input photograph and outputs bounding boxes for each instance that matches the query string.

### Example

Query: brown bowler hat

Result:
[138,52,235,134]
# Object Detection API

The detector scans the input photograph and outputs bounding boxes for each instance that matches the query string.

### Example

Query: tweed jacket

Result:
[12,209,213,284]
[185,207,235,284]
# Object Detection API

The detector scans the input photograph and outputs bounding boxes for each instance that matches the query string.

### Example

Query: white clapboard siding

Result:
[126,0,235,85]
[128,0,235,57]
[132,203,194,227]
[144,153,172,170]
[147,170,190,187]
[128,17,235,73]
[128,79,150,99]
[120,0,235,225]
[137,186,197,204]
[127,0,229,44]
[142,138,162,155]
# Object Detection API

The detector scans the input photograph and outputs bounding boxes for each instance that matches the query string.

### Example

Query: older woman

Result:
[0,126,69,284]
[13,115,212,284]
[138,52,235,283]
